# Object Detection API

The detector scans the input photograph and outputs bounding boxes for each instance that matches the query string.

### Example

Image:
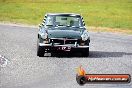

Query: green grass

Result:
[0,0,132,31]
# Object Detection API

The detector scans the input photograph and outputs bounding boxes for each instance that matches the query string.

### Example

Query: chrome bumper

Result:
[39,43,89,48]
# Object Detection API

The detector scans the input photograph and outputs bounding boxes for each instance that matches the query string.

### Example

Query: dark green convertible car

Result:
[37,13,90,57]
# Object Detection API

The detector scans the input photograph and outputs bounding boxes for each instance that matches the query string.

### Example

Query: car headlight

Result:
[41,33,48,39]
[81,30,89,41]
[40,30,48,39]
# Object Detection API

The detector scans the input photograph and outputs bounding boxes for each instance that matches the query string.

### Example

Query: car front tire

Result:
[37,38,45,57]
[37,45,45,57]
[82,48,89,57]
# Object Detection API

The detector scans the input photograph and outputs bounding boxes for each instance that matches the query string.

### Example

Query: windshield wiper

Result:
[56,24,64,26]
[46,24,53,26]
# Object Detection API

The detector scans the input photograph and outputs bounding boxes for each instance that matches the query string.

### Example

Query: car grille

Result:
[50,38,80,45]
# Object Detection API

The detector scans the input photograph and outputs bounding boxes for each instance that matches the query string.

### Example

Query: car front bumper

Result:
[39,43,89,52]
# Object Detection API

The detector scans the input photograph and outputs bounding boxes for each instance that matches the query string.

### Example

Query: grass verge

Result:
[0,0,132,34]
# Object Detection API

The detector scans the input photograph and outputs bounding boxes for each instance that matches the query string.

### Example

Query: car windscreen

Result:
[45,15,83,27]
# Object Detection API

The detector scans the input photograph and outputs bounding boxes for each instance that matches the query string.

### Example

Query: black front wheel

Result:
[37,38,45,57]
[82,48,89,57]
[37,39,45,57]
[37,45,45,57]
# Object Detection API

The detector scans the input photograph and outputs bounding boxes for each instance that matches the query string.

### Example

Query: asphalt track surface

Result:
[0,24,132,88]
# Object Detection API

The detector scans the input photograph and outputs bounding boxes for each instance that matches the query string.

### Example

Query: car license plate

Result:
[59,46,71,51]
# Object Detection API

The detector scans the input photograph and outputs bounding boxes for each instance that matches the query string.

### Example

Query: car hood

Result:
[47,27,85,39]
